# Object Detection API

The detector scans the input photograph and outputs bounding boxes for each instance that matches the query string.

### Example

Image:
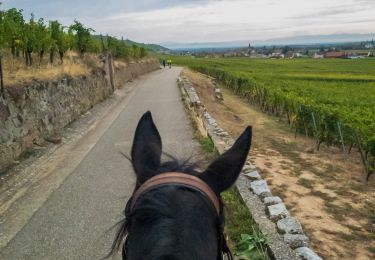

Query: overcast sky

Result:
[2,0,375,44]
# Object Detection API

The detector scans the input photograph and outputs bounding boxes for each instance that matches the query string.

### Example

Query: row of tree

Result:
[0,6,147,66]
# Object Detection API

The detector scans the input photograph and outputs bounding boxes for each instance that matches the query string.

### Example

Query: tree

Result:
[49,20,66,63]
[140,47,147,58]
[3,8,24,58]
[0,7,4,94]
[282,45,290,54]
[69,20,94,56]
[132,44,140,59]
[34,18,51,64]
[23,14,38,66]
[0,6,6,50]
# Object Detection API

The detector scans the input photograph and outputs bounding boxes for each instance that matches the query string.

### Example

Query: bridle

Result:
[122,172,233,260]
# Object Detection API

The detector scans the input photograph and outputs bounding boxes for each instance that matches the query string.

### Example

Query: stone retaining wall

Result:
[178,75,322,260]
[114,59,161,87]
[0,59,160,172]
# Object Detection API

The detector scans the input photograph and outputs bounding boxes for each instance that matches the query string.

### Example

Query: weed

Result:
[235,233,268,260]
[297,178,315,189]
[199,137,216,154]
[309,190,334,201]
[222,188,269,260]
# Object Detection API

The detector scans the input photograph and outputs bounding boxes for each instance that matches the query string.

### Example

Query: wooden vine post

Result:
[354,130,370,178]
[337,122,346,153]
[107,52,115,91]
[0,54,4,97]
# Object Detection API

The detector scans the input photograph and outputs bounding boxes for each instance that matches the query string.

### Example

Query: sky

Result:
[1,0,375,45]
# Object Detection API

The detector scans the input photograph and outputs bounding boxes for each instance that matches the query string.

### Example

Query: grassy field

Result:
[171,56,375,177]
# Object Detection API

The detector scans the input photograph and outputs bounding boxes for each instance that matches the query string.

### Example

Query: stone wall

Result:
[178,76,322,260]
[114,59,160,88]
[0,59,160,172]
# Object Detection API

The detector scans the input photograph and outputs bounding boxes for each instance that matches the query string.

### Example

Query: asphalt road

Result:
[1,67,200,260]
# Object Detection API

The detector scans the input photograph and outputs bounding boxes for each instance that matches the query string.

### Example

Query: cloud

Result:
[1,0,375,43]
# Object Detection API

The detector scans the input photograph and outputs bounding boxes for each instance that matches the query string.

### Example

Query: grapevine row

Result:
[0,5,147,66]
[182,62,375,180]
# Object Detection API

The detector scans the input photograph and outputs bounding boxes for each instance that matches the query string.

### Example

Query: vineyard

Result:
[0,5,148,90]
[172,56,375,180]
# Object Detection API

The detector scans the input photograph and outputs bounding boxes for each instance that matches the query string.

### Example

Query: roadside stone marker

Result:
[268,203,289,221]
[277,217,303,234]
[284,234,309,249]
[263,196,282,206]
[295,247,323,260]
[250,180,272,198]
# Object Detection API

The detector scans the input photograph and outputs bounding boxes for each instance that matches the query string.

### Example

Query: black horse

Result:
[111,111,252,260]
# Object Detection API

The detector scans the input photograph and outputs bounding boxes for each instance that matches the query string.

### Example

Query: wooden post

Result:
[354,130,369,177]
[107,53,115,91]
[0,54,4,97]
[337,122,346,153]
[311,112,318,133]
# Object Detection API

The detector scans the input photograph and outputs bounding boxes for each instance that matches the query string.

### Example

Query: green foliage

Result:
[105,35,132,59]
[34,18,50,56]
[199,137,215,153]
[222,188,269,259]
[122,38,168,52]
[235,234,268,260]
[0,7,4,50]
[68,20,94,56]
[2,7,24,55]
[0,5,147,64]
[140,47,147,58]
[173,56,375,176]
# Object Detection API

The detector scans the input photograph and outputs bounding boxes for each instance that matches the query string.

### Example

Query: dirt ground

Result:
[182,68,375,260]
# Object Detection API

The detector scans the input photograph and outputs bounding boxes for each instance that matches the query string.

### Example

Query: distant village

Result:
[175,40,375,59]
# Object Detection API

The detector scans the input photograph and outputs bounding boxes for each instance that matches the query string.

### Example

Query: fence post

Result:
[337,122,346,153]
[299,106,308,137]
[311,112,318,133]
[354,130,369,177]
[0,54,4,97]
[107,53,115,91]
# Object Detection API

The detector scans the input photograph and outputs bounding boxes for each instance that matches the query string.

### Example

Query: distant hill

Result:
[123,39,169,52]
[162,33,375,50]
[93,35,169,52]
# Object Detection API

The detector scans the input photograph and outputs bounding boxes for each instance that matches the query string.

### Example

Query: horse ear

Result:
[131,111,162,184]
[200,126,252,194]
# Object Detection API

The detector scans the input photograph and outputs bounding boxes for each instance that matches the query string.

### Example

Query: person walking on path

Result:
[167,59,172,68]
[162,59,166,68]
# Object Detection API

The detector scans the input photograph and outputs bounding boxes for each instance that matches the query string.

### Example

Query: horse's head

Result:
[112,111,252,260]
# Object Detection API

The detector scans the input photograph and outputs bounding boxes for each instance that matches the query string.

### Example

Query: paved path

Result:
[1,67,199,259]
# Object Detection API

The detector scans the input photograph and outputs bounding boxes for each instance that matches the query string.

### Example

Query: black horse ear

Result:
[131,111,162,184]
[200,126,252,194]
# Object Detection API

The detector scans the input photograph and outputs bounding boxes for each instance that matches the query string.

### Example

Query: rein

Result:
[122,172,233,260]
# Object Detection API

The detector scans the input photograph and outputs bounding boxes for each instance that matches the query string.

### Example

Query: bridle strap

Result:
[125,172,233,259]
[130,172,220,216]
